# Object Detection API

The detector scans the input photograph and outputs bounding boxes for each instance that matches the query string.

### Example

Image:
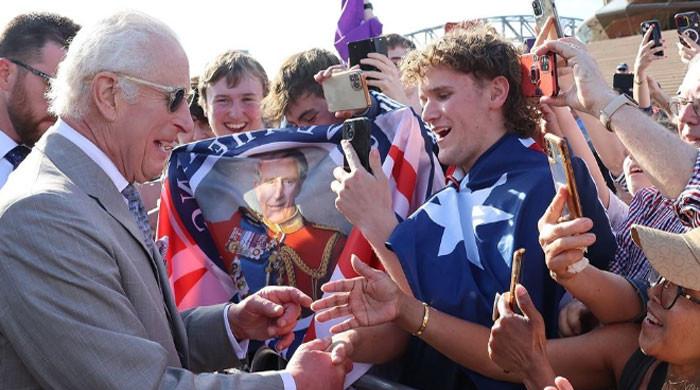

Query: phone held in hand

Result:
[675,11,700,47]
[544,133,582,221]
[641,20,664,57]
[492,248,526,321]
[322,69,372,113]
[531,0,564,38]
[342,117,372,174]
[348,36,388,92]
[348,36,388,72]
[520,52,559,98]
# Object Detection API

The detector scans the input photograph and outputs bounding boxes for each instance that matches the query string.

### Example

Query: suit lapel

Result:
[36,131,191,367]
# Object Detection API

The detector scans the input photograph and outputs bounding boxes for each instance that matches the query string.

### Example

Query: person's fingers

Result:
[351,254,383,281]
[315,305,354,323]
[496,291,515,318]
[540,217,594,246]
[341,139,362,172]
[319,277,361,294]
[514,285,545,331]
[545,233,597,256]
[332,165,350,181]
[555,376,575,390]
[329,340,353,365]
[548,249,588,273]
[368,148,384,180]
[641,24,654,45]
[249,295,284,319]
[329,317,357,334]
[274,302,301,330]
[534,40,578,61]
[300,337,332,352]
[261,286,312,308]
[311,291,350,311]
[538,187,569,229]
[330,179,343,195]
[366,52,395,68]
[361,70,388,80]
[275,331,295,351]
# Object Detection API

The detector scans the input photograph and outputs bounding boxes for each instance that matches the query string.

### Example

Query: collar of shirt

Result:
[0,129,19,159]
[53,119,129,194]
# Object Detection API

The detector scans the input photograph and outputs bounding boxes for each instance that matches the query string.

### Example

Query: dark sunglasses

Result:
[9,59,54,84]
[120,74,194,112]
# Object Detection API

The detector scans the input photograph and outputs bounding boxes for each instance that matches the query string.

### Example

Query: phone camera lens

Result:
[532,1,542,16]
[540,56,550,71]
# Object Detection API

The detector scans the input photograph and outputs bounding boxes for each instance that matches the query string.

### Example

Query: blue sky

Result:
[1,1,605,76]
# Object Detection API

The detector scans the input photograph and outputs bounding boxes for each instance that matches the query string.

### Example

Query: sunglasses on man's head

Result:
[119,74,194,112]
[9,59,54,84]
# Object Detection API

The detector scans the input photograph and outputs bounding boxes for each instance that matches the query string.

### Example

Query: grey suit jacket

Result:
[0,130,284,389]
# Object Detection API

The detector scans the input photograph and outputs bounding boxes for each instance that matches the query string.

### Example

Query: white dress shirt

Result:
[53,120,296,389]
[0,130,19,189]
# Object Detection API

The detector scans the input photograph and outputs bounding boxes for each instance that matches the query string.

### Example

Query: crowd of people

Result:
[1,2,700,390]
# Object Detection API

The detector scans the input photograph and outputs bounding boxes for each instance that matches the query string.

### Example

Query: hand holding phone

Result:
[641,20,664,57]
[342,117,372,174]
[492,248,526,321]
[675,11,700,48]
[520,52,559,98]
[348,36,388,92]
[322,69,372,113]
[544,134,582,221]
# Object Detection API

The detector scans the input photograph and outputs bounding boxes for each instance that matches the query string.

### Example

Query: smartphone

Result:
[342,117,372,173]
[531,0,564,38]
[641,20,664,57]
[492,248,525,321]
[676,11,700,47]
[348,36,388,72]
[321,69,372,113]
[613,73,634,95]
[508,249,525,310]
[520,52,559,98]
[348,36,388,92]
[544,133,582,220]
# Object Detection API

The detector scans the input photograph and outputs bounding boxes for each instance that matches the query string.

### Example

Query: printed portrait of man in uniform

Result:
[199,147,348,304]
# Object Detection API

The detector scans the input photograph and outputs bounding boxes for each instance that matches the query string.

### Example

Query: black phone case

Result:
[641,20,664,57]
[348,36,388,72]
[342,117,372,174]
[676,11,700,47]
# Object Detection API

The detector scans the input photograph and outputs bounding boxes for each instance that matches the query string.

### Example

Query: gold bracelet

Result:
[412,302,430,337]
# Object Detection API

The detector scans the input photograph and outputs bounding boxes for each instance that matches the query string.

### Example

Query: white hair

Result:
[48,11,182,120]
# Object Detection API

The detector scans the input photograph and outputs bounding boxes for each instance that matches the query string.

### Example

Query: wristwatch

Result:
[599,94,637,132]
[364,2,373,10]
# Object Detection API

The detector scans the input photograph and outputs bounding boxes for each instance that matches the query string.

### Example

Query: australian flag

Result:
[386,133,615,390]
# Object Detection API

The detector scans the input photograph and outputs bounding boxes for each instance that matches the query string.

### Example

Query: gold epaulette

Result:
[309,221,344,234]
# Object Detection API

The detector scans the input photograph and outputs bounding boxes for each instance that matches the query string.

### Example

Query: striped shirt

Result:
[611,187,686,280]
[674,150,700,228]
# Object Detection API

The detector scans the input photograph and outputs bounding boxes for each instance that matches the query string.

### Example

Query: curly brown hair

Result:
[401,26,538,138]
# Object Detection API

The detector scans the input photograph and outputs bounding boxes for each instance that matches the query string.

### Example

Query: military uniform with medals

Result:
[208,206,346,302]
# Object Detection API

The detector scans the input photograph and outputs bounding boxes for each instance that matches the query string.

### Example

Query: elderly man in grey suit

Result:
[0,11,349,390]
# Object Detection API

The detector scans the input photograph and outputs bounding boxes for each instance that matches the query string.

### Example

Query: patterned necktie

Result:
[121,184,156,254]
[4,145,30,170]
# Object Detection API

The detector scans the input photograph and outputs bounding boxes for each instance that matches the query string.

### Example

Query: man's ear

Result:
[91,72,121,121]
[488,75,510,109]
[0,58,18,92]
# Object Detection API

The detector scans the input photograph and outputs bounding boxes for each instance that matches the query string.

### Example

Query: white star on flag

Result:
[422,173,513,269]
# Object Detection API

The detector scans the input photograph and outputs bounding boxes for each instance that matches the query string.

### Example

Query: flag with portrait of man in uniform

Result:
[156,91,444,385]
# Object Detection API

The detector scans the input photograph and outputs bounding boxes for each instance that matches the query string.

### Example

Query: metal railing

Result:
[404,15,583,47]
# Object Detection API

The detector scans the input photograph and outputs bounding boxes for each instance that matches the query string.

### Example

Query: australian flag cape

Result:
[156,92,444,387]
[386,133,616,390]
